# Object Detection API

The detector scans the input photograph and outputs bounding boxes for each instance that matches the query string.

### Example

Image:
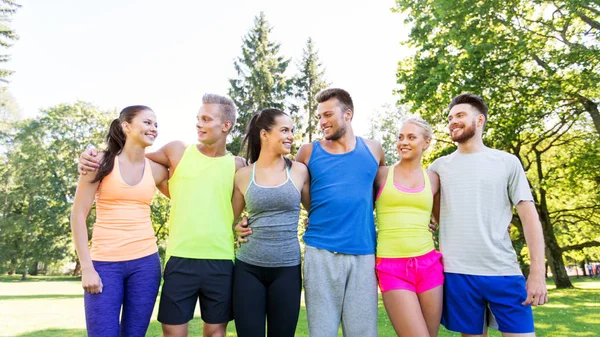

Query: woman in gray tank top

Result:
[231,108,310,337]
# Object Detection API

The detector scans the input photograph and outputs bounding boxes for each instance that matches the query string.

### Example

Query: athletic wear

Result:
[376,250,444,293]
[158,257,234,324]
[442,273,534,334]
[233,259,301,337]
[303,245,378,337]
[375,166,434,258]
[303,137,378,255]
[166,144,236,261]
[91,157,157,261]
[236,165,301,267]
[429,149,533,276]
[84,253,161,337]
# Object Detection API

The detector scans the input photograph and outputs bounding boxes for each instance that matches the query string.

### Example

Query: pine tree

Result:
[227,12,291,155]
[292,37,328,143]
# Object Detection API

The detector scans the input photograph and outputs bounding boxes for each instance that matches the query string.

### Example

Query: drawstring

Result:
[406,256,419,275]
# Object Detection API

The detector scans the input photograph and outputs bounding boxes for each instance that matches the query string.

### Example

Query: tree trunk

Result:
[577,95,600,136]
[539,198,573,288]
[21,266,27,280]
[73,260,81,277]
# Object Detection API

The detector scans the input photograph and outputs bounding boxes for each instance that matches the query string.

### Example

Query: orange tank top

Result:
[90,156,158,261]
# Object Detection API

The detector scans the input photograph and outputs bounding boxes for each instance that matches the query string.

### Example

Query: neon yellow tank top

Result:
[167,144,235,260]
[375,165,434,258]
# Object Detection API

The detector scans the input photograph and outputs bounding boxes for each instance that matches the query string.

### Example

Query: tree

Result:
[228,12,291,155]
[393,0,600,288]
[0,0,20,84]
[367,104,410,165]
[292,37,328,143]
[0,102,112,279]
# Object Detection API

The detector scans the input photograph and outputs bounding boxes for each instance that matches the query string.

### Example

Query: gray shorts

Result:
[303,245,378,337]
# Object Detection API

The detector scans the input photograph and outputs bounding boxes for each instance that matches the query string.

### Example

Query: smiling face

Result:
[447,103,483,143]
[123,109,157,147]
[262,114,294,155]
[316,98,350,141]
[397,121,430,161]
[196,103,229,145]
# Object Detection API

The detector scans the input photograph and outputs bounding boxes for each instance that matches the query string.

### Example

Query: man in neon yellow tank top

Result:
[79,94,245,337]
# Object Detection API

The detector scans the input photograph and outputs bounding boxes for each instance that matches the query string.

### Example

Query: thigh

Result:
[303,245,346,337]
[341,253,378,337]
[266,264,301,337]
[198,259,234,325]
[233,259,267,337]
[417,285,443,337]
[121,253,162,337]
[84,261,125,337]
[158,257,202,325]
[484,276,534,334]
[442,273,487,335]
[382,289,430,337]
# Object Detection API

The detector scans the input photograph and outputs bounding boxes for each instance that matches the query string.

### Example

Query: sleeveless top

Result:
[91,156,157,261]
[236,164,301,267]
[375,166,434,258]
[166,144,235,261]
[303,137,378,255]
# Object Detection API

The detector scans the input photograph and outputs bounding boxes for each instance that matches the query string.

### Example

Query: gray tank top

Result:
[236,164,301,267]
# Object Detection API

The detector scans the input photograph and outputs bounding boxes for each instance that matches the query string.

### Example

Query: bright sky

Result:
[7,0,410,149]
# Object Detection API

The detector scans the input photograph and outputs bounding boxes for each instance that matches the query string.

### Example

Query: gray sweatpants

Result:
[303,245,378,337]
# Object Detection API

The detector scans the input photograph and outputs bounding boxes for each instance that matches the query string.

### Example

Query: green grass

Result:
[1,277,598,337]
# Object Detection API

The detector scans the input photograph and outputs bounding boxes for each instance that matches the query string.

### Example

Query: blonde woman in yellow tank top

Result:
[71,106,169,337]
[373,117,443,337]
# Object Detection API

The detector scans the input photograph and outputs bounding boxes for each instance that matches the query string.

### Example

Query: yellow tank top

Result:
[166,144,235,261]
[91,157,157,261]
[375,165,434,258]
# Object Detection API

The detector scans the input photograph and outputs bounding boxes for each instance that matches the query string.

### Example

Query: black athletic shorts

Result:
[157,257,234,325]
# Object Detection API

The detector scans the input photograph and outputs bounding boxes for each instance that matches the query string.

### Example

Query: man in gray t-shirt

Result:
[429,93,548,337]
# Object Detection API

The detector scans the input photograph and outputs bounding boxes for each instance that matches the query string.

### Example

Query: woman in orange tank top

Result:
[70,106,169,337]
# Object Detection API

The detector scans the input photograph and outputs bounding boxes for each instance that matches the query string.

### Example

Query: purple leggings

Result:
[84,252,161,337]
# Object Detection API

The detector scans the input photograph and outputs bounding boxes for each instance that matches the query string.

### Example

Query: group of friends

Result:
[71,88,549,337]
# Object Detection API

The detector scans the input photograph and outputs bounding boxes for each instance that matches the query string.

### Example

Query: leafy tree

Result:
[393,0,600,288]
[367,104,410,165]
[0,102,112,279]
[292,37,328,143]
[0,0,20,83]
[228,12,291,155]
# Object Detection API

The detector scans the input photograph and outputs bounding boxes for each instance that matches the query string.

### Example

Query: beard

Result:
[325,123,347,141]
[450,120,476,143]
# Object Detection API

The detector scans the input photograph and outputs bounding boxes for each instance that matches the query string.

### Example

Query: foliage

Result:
[228,12,292,155]
[393,0,600,288]
[292,37,329,143]
[0,0,20,84]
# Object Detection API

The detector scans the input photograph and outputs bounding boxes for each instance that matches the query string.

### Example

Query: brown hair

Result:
[449,93,488,124]
[92,105,153,183]
[315,88,354,118]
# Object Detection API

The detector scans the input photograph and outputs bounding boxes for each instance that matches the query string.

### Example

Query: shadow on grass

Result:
[0,275,80,283]
[0,294,83,300]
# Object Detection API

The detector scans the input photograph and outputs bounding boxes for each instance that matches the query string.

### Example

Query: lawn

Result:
[0,275,598,336]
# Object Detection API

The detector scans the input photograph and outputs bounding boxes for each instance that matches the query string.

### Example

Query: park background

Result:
[0,0,598,336]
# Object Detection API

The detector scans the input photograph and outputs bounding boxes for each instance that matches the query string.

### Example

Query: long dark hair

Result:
[92,105,153,183]
[242,108,292,168]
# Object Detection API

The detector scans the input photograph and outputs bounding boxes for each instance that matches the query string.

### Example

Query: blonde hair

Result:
[401,116,433,140]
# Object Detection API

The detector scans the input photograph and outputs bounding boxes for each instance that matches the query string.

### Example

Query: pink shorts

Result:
[376,250,444,294]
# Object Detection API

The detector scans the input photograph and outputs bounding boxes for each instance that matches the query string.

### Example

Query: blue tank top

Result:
[303,137,378,254]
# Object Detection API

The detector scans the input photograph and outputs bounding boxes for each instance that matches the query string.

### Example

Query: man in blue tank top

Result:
[296,88,385,337]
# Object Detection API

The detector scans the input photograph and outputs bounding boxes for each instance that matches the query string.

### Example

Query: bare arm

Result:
[295,143,313,166]
[428,171,441,224]
[149,160,170,198]
[296,162,311,211]
[145,140,186,168]
[78,147,100,174]
[516,201,548,306]
[235,156,247,172]
[232,167,252,242]
[70,171,103,294]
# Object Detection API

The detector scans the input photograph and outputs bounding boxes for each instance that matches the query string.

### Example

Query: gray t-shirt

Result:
[429,148,533,276]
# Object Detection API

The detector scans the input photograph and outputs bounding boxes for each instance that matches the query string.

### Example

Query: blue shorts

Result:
[442,273,534,334]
